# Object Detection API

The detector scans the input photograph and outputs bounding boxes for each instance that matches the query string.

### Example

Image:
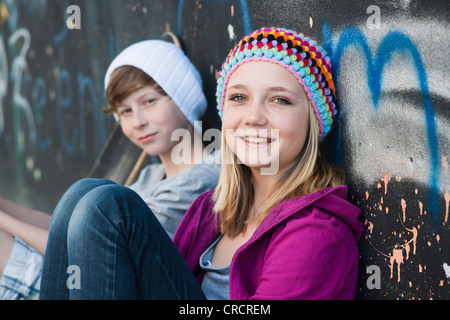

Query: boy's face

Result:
[116,85,190,158]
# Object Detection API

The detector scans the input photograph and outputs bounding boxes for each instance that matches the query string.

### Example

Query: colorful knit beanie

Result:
[104,40,207,133]
[216,27,337,141]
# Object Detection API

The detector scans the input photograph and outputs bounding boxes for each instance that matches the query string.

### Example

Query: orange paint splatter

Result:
[444,191,449,224]
[380,172,391,195]
[390,246,404,282]
[401,199,407,222]
[407,227,418,255]
[365,191,369,200]
[367,221,373,234]
[404,242,411,260]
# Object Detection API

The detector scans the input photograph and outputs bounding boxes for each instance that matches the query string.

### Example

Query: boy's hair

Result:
[103,66,167,115]
[103,40,207,132]
[213,101,346,238]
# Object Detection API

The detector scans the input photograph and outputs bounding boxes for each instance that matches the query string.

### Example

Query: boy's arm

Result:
[0,197,51,230]
[0,209,48,255]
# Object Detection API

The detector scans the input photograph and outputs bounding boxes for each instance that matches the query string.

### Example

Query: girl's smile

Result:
[222,61,310,175]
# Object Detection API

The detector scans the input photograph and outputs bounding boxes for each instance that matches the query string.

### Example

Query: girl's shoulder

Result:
[256,186,363,242]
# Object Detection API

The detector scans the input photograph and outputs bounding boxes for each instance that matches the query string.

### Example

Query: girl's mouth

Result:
[242,136,273,144]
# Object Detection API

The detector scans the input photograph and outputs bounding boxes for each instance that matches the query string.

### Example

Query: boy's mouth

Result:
[138,132,158,143]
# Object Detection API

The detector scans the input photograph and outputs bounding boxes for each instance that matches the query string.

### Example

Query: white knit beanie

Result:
[104,40,207,133]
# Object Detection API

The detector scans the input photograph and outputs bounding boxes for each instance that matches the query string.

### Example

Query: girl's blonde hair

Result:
[213,101,346,238]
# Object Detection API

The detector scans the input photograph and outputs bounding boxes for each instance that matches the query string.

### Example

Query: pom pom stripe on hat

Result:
[216,27,337,141]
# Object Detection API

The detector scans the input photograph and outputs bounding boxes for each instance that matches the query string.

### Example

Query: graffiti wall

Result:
[0,0,448,299]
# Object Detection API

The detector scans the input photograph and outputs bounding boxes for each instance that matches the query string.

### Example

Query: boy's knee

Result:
[52,179,116,221]
[69,184,134,226]
[78,183,132,208]
[66,178,114,197]
[67,184,137,244]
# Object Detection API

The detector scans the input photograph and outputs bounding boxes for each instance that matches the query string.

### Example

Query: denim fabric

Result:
[40,178,206,300]
[129,155,220,239]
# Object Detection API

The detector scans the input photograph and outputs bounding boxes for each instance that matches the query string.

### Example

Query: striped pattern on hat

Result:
[216,27,337,141]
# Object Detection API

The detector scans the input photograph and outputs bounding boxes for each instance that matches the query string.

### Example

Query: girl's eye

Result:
[273,97,292,105]
[229,94,247,102]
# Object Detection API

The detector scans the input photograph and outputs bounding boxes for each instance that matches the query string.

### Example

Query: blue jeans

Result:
[40,178,206,300]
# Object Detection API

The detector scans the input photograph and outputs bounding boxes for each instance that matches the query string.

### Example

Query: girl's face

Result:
[117,85,191,158]
[222,61,310,175]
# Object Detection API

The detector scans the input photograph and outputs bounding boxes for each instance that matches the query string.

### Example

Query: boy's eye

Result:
[118,107,132,116]
[144,99,157,105]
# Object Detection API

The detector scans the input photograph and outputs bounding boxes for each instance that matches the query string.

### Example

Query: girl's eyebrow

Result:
[228,84,296,92]
[227,84,247,91]
[267,86,299,97]
[228,84,299,97]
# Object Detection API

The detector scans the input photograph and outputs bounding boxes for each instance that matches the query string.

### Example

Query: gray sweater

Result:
[129,156,220,239]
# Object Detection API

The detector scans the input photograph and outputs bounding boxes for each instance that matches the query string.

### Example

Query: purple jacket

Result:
[173,185,363,300]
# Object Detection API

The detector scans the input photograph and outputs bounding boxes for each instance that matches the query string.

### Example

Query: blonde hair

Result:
[213,101,346,238]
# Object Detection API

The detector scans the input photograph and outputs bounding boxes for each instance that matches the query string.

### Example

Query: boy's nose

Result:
[132,108,148,128]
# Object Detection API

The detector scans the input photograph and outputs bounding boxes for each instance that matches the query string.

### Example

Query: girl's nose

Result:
[242,100,268,126]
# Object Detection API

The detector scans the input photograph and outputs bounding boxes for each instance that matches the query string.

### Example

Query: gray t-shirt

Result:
[129,155,220,239]
[199,234,230,300]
